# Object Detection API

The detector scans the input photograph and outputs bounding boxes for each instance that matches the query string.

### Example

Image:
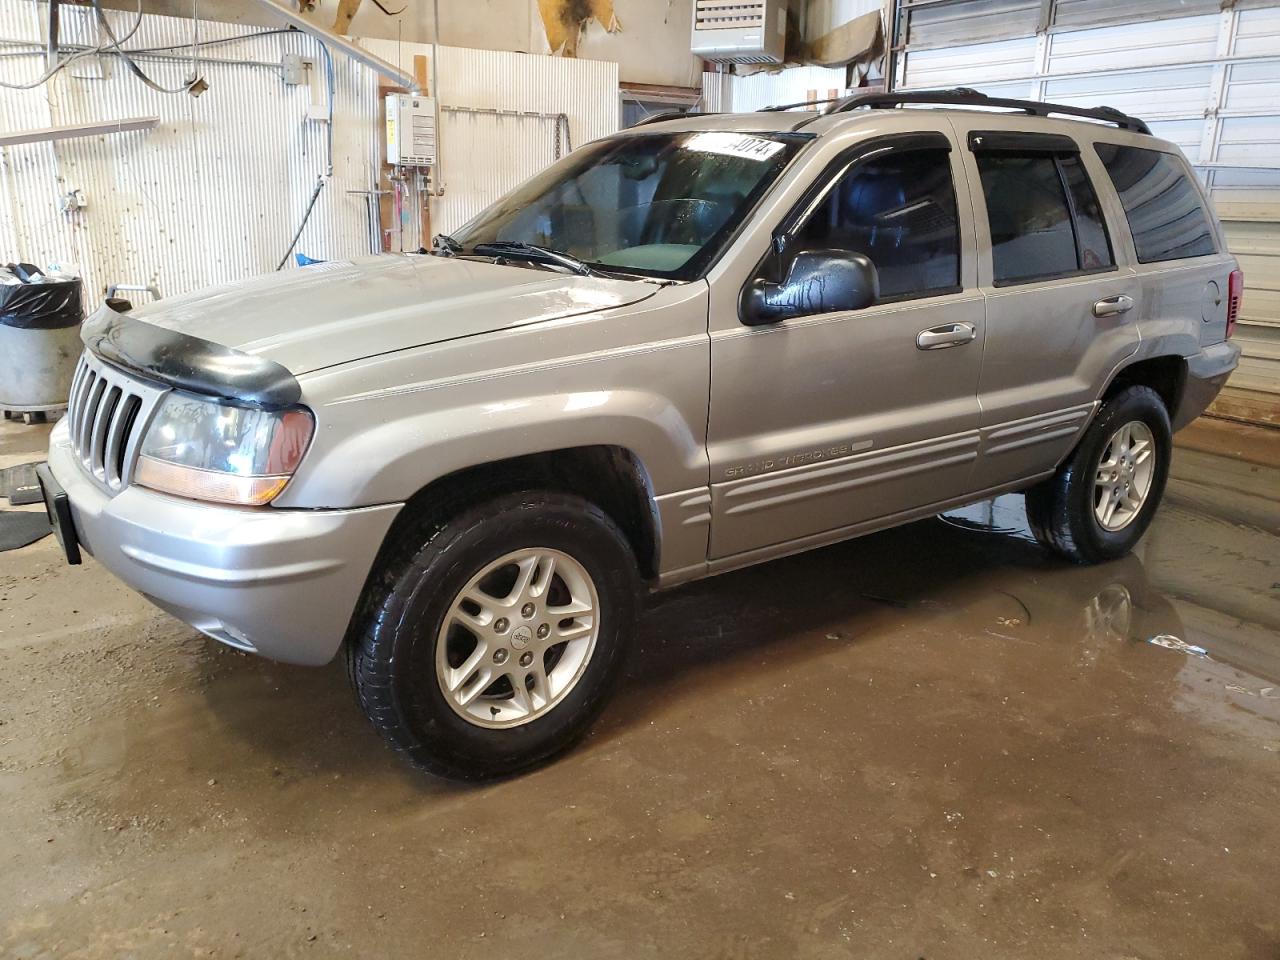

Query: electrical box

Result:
[385,93,437,167]
[691,0,787,65]
[281,52,309,86]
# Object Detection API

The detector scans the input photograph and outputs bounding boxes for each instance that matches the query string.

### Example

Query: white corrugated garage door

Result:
[892,0,1280,424]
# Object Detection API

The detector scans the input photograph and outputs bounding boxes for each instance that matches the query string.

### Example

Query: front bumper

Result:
[47,420,402,665]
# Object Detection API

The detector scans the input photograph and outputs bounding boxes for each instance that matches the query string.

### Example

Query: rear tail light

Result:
[1227,268,1243,338]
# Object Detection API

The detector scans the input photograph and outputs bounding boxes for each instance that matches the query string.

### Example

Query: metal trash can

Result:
[0,262,84,424]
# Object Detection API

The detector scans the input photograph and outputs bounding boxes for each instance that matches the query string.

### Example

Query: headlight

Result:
[135,392,314,506]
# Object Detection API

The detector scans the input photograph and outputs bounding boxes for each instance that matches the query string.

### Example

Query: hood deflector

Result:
[81,304,303,410]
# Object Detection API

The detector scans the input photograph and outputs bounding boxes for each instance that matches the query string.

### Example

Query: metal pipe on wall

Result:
[0,38,284,70]
[45,0,57,71]
[431,0,443,197]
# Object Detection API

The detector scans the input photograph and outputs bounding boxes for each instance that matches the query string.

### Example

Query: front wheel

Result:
[346,490,640,779]
[1025,385,1172,565]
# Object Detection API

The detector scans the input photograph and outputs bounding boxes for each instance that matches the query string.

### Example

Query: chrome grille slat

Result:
[80,377,107,468]
[66,361,87,433]
[73,368,97,452]
[89,385,122,480]
[64,352,169,495]
[70,364,90,447]
[104,395,141,487]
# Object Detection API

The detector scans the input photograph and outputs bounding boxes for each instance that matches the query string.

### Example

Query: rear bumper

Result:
[47,419,402,665]
[1173,341,1241,432]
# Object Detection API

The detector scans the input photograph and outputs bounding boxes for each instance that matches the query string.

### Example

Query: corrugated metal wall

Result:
[700,69,730,113]
[0,4,378,300]
[0,2,619,301]
[896,1,1280,422]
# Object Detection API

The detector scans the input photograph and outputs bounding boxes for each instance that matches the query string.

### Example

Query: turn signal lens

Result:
[1227,268,1243,339]
[135,457,292,506]
[136,393,314,505]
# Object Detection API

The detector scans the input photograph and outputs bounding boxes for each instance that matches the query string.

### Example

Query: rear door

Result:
[948,117,1142,490]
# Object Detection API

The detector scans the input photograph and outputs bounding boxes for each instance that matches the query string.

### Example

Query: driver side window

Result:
[792,148,961,301]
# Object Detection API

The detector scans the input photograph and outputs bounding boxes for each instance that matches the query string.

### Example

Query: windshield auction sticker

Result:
[685,132,787,162]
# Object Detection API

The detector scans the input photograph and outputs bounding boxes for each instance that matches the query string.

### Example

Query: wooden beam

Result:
[0,116,159,148]
[413,54,429,94]
[332,0,362,35]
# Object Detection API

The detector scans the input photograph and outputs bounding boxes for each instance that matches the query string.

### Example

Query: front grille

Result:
[65,352,167,492]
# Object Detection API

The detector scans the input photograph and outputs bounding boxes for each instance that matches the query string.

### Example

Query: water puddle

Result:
[938,490,1280,687]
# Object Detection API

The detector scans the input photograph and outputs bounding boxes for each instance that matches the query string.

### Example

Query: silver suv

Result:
[39,90,1242,778]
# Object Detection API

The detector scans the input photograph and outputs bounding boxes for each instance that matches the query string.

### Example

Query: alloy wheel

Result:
[1093,420,1156,532]
[435,548,600,728]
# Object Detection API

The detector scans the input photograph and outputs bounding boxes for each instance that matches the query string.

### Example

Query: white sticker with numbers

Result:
[684,132,786,162]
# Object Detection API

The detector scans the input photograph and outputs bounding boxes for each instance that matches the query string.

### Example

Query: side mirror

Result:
[741,248,879,326]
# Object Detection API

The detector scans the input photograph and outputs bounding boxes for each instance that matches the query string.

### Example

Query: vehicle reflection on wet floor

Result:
[1,433,1277,958]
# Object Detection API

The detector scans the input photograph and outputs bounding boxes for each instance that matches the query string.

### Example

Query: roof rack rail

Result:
[631,110,704,127]
[759,97,846,113]
[809,87,1150,134]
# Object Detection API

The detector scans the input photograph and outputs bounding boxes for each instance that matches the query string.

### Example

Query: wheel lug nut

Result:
[494,617,509,633]
[519,651,533,667]
[521,603,536,619]
[536,623,550,640]
[493,649,509,664]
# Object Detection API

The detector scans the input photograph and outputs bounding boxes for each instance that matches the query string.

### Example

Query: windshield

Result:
[448,131,805,280]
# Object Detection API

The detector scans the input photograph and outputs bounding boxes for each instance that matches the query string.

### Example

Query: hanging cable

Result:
[275,176,326,270]
[189,0,199,82]
[91,0,193,95]
[0,0,145,89]
[0,28,297,64]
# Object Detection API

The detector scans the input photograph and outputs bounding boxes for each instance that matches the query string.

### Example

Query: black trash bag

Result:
[0,263,84,331]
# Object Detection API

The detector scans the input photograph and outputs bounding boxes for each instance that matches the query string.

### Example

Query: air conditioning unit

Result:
[691,0,788,65]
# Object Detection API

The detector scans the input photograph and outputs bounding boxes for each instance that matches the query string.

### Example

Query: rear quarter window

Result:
[1094,144,1216,263]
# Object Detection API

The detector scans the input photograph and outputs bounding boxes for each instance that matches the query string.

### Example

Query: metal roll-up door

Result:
[897,0,1042,50]
[892,0,1280,424]
[1051,0,1221,31]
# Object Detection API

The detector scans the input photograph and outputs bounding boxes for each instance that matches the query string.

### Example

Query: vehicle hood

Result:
[129,254,659,375]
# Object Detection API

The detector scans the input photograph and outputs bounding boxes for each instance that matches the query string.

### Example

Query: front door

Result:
[706,130,985,560]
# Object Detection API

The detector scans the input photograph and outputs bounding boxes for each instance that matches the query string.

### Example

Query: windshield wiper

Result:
[431,233,462,256]
[471,241,600,277]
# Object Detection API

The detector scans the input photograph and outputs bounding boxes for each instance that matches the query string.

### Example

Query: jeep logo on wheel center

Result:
[510,625,533,650]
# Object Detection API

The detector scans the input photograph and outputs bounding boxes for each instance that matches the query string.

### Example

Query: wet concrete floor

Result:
[1,418,1277,959]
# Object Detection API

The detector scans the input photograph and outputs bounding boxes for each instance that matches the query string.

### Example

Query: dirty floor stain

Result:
[1,419,1277,959]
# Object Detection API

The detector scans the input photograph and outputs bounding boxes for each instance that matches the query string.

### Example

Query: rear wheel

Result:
[1025,385,1172,565]
[347,490,639,779]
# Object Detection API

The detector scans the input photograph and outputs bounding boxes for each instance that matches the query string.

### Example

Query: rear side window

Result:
[975,152,1115,285]
[1094,144,1216,263]
[792,148,960,300]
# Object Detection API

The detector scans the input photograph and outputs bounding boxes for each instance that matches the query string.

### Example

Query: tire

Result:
[1025,385,1172,565]
[346,490,640,780]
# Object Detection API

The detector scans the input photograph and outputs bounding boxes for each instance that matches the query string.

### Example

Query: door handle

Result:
[916,322,976,350]
[1093,295,1135,318]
